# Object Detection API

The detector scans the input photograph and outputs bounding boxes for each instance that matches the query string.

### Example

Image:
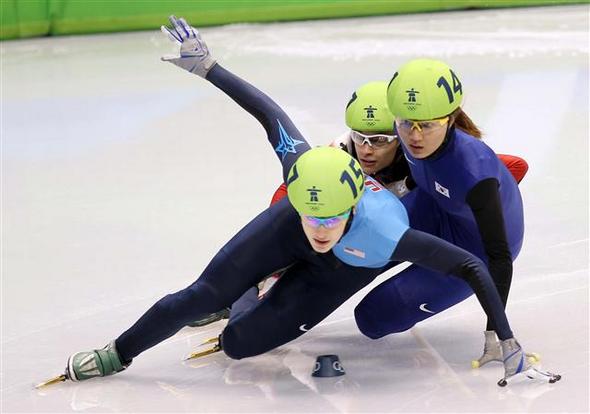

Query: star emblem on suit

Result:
[275,119,304,160]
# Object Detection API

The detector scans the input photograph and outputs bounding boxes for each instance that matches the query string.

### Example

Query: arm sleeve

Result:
[391,228,513,340]
[466,178,513,332]
[206,64,311,182]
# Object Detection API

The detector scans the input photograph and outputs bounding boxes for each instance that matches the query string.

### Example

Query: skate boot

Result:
[472,331,541,368]
[497,338,560,386]
[66,340,130,382]
[472,330,502,368]
[186,308,230,328]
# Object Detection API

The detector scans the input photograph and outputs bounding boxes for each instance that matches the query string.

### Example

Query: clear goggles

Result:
[302,209,351,229]
[350,130,396,148]
[395,116,449,135]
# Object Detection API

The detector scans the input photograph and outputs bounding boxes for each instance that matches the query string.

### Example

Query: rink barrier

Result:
[1,0,588,40]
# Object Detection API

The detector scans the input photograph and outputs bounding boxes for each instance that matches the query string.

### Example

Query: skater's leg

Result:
[229,286,259,321]
[228,264,293,322]
[116,199,304,362]
[188,265,291,327]
[354,264,473,339]
[221,263,381,359]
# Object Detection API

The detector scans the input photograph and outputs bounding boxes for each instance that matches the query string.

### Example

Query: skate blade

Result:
[526,367,561,383]
[185,337,221,360]
[34,374,67,389]
[199,337,219,346]
[185,344,221,360]
[497,367,561,387]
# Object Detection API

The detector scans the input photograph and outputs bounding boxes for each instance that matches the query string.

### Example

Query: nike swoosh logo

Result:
[299,324,309,332]
[419,303,435,314]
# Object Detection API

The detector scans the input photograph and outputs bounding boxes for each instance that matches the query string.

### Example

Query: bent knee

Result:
[354,303,414,340]
[221,325,260,360]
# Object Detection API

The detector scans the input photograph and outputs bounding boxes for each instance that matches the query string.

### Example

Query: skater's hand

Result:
[161,15,217,78]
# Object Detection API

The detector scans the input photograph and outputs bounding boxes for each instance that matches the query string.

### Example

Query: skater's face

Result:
[395,116,450,159]
[300,210,351,253]
[351,130,399,175]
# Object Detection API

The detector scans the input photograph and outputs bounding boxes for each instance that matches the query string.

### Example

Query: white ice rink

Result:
[1,4,589,413]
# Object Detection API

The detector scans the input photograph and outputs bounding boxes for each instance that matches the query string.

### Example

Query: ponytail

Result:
[451,108,482,139]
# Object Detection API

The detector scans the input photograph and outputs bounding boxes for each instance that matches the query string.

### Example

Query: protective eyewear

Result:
[395,117,449,134]
[350,130,396,148]
[302,209,351,229]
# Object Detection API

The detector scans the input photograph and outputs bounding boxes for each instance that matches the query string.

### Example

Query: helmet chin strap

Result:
[341,207,355,237]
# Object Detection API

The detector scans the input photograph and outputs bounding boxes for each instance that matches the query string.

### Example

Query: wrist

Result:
[201,57,218,78]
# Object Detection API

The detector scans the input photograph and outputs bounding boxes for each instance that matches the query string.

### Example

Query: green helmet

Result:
[387,58,463,121]
[345,81,394,132]
[287,147,364,217]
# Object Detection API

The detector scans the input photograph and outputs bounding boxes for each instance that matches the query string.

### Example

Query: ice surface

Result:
[1,5,588,413]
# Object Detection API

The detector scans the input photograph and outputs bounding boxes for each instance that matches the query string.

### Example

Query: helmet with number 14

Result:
[387,58,465,159]
[387,58,463,121]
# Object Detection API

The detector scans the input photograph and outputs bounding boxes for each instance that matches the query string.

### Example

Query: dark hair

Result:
[451,108,482,139]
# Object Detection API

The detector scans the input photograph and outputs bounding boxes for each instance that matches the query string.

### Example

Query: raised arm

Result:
[161,15,310,181]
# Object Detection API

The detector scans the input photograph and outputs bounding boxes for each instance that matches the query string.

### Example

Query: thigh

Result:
[192,197,307,309]
[115,199,306,360]
[221,262,380,359]
[354,264,473,339]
